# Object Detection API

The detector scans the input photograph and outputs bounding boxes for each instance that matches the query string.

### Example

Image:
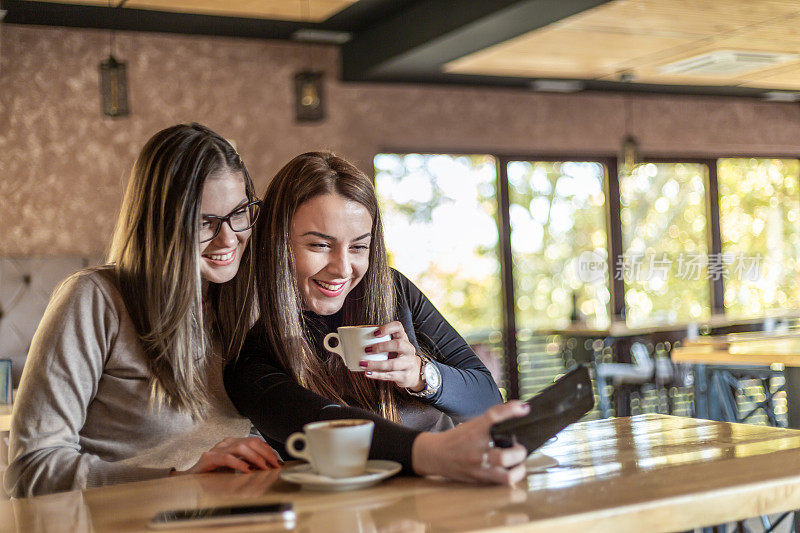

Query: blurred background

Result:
[3,0,800,419]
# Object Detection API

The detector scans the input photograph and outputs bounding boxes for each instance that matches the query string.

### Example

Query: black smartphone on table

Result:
[491,364,594,453]
[148,502,296,529]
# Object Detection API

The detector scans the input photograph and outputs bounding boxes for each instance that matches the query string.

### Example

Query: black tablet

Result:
[491,364,594,453]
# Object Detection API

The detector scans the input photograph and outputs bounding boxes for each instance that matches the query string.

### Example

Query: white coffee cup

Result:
[285,419,375,478]
[323,325,391,371]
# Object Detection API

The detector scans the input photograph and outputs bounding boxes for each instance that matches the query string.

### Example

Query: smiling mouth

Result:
[313,279,346,296]
[203,249,236,265]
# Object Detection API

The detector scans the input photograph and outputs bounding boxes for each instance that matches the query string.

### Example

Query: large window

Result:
[718,158,800,318]
[507,160,610,331]
[374,154,506,389]
[619,162,711,325]
[374,152,800,400]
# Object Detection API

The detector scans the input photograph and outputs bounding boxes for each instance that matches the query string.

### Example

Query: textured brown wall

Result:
[3,24,800,256]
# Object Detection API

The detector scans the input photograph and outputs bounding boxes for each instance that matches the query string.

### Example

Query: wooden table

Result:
[672,333,800,427]
[5,415,800,532]
[547,318,800,417]
[673,333,800,366]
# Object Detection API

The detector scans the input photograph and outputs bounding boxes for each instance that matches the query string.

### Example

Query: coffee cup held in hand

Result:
[285,419,375,478]
[323,325,391,371]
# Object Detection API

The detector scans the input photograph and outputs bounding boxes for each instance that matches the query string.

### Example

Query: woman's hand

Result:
[360,321,424,390]
[172,437,282,476]
[411,401,530,485]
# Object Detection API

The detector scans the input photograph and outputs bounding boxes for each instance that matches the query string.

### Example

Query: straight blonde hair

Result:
[108,123,257,418]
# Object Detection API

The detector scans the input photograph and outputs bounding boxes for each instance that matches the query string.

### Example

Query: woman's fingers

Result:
[209,453,253,474]
[218,437,283,470]
[507,463,528,484]
[180,438,282,476]
[365,370,407,382]
[362,352,422,388]
[479,462,527,485]
[239,437,283,468]
[487,444,528,469]
[226,442,270,470]
[189,451,251,474]
[480,401,530,431]
[411,401,534,485]
[467,444,528,485]
[365,338,414,356]
[374,321,409,340]
[259,444,283,468]
[361,354,416,372]
[251,439,283,468]
[364,322,420,387]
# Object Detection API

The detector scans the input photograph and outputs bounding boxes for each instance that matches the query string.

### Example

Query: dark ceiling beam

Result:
[0,0,418,39]
[351,69,775,99]
[341,0,612,81]
[0,0,300,39]
[323,0,418,32]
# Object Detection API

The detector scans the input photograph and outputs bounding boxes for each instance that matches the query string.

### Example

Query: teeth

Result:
[316,280,344,291]
[207,250,234,262]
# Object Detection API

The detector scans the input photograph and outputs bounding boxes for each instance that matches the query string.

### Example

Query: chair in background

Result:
[0,256,97,388]
[594,341,655,418]
[702,365,785,427]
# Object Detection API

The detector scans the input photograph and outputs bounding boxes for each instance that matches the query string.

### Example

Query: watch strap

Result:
[407,355,438,398]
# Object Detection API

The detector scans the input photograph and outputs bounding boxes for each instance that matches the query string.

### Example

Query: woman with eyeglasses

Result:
[4,124,280,498]
[225,152,530,485]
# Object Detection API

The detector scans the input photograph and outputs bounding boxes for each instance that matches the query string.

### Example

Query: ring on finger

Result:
[480,451,491,469]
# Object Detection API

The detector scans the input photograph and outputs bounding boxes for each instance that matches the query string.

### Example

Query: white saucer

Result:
[280,460,402,491]
[526,452,558,473]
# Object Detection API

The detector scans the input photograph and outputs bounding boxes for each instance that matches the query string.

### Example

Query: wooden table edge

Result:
[479,473,800,533]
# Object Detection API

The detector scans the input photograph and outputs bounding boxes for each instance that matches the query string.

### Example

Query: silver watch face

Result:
[424,362,441,389]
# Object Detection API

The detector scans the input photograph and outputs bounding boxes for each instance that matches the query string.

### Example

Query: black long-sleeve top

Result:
[224,270,502,472]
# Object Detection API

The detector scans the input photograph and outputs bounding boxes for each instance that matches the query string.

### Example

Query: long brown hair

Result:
[108,123,257,418]
[254,152,402,422]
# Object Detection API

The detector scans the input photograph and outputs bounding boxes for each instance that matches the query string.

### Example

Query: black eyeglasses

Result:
[199,200,261,243]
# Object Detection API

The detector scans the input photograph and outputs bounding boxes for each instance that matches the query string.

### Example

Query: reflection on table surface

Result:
[6,414,800,532]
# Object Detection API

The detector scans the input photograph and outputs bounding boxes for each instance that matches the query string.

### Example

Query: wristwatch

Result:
[407,354,441,398]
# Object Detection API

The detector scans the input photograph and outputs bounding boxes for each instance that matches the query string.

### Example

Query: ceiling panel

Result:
[445,0,800,90]
[740,65,800,89]
[444,26,694,80]
[558,0,800,38]
[601,40,800,86]
[23,0,358,21]
[717,15,800,49]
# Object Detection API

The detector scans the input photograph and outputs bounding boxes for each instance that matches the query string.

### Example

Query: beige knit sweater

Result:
[3,268,251,498]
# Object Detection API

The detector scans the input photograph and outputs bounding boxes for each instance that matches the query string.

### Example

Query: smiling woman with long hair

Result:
[225,151,530,484]
[4,124,279,498]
